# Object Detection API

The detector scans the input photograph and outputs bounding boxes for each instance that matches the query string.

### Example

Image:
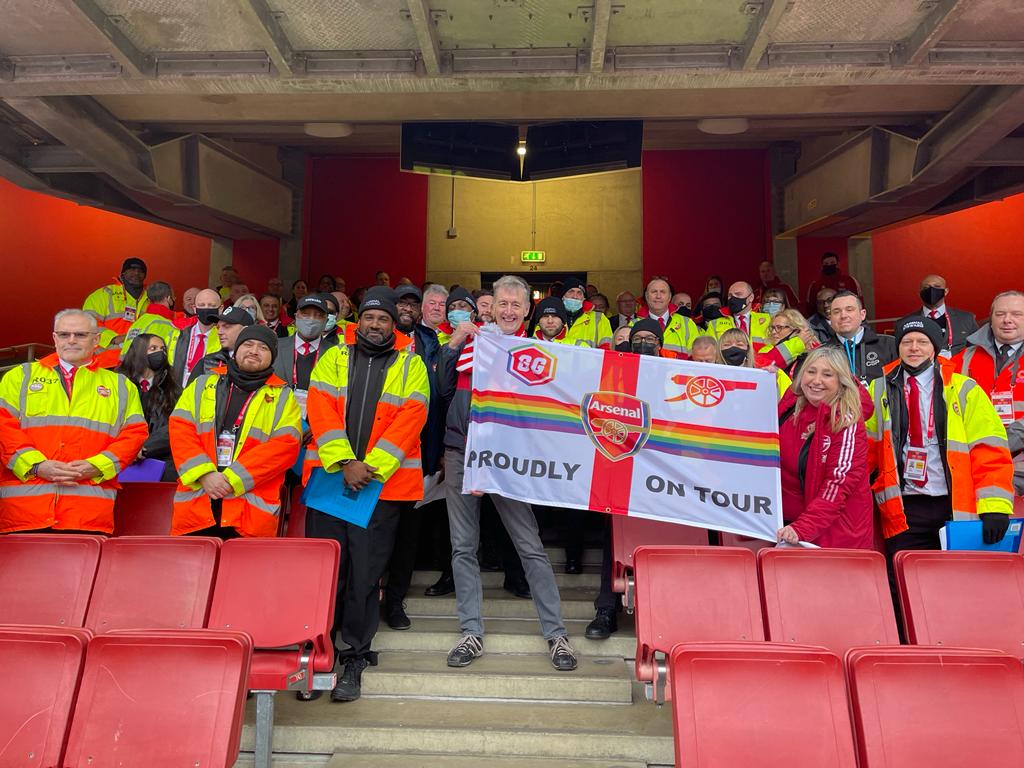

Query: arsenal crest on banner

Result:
[580,392,651,462]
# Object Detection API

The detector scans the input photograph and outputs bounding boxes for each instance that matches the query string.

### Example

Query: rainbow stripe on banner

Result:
[471,389,779,469]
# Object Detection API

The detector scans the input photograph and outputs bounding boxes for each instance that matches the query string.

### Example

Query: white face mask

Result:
[324,314,337,333]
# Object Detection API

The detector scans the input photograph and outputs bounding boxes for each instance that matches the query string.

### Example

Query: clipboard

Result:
[301,467,382,528]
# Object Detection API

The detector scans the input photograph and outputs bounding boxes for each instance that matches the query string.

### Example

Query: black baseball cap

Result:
[121,257,147,274]
[216,305,256,326]
[395,284,423,303]
[296,295,330,313]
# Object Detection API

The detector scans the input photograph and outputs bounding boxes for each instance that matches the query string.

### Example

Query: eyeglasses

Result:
[769,325,793,333]
[54,331,96,340]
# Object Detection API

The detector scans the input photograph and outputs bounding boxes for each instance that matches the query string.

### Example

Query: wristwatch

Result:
[28,463,40,477]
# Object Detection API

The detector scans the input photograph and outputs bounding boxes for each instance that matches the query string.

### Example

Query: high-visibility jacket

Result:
[168,323,223,387]
[168,367,301,537]
[565,310,613,350]
[632,313,705,359]
[708,311,772,349]
[303,326,429,501]
[0,354,148,533]
[774,368,793,401]
[865,361,1014,539]
[121,304,177,358]
[755,334,815,371]
[83,283,149,348]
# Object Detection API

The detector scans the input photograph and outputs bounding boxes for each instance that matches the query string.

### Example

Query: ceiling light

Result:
[697,118,750,135]
[303,122,354,138]
[516,140,527,157]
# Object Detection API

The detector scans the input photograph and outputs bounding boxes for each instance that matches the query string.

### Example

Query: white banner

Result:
[464,331,783,541]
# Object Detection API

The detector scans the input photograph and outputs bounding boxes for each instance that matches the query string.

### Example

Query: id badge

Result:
[992,391,1014,425]
[293,388,309,421]
[905,448,928,483]
[216,430,235,468]
[123,306,136,322]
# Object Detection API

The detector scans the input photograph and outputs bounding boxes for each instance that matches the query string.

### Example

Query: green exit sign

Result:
[521,250,546,263]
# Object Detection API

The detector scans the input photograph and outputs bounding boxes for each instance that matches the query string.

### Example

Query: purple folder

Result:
[118,458,166,483]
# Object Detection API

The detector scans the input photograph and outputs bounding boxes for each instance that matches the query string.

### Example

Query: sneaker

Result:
[330,657,370,702]
[446,634,483,668]
[548,635,578,672]
[385,601,412,631]
[585,609,618,640]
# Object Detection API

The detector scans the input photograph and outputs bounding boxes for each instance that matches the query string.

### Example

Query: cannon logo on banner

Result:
[581,391,650,462]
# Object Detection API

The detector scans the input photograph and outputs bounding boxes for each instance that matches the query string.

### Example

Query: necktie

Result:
[658,316,666,331]
[187,330,206,373]
[140,379,150,393]
[60,366,76,398]
[739,315,748,335]
[906,375,927,487]
[929,310,938,320]
[302,342,311,356]
[845,339,856,373]
[997,344,1012,373]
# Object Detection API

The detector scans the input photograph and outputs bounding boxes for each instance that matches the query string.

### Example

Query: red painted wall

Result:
[641,149,771,297]
[872,193,1024,322]
[232,239,279,297]
[796,236,850,311]
[0,178,211,348]
[305,155,428,293]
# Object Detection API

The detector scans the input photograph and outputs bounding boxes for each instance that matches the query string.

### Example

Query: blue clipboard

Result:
[943,519,1023,553]
[301,467,382,528]
[117,458,166,482]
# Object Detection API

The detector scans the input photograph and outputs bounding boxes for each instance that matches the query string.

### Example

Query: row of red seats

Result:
[634,545,1024,703]
[669,642,1024,768]
[0,626,251,767]
[0,534,340,768]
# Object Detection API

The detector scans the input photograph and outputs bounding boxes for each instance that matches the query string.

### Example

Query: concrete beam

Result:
[905,0,970,66]
[406,0,442,77]
[61,0,155,78]
[968,137,1024,166]
[741,0,789,71]
[589,0,612,74]
[233,0,295,77]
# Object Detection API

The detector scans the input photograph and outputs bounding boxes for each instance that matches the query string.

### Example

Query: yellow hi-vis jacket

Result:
[708,311,772,349]
[120,305,177,358]
[83,283,150,348]
[0,354,148,533]
[169,368,302,537]
[865,361,1014,539]
[565,310,613,350]
[632,313,707,359]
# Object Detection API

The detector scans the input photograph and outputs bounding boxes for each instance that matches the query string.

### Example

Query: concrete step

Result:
[242,696,675,765]
[325,752,647,768]
[545,546,603,567]
[410,568,601,589]
[405,587,599,621]
[361,651,632,703]
[375,616,636,659]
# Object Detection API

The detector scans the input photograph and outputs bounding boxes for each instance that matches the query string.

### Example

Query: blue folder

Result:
[301,467,382,529]
[117,458,166,483]
[943,519,1023,553]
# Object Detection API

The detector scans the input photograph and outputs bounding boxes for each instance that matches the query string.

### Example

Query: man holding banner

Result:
[440,275,578,672]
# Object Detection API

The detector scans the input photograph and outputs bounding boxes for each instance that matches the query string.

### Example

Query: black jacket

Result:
[272,333,338,391]
[907,307,978,356]
[827,325,898,383]
[408,323,448,475]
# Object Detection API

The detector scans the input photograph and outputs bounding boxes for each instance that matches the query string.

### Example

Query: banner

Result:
[464,331,783,541]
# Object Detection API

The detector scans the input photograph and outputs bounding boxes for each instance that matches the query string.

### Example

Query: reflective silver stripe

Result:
[170,407,192,421]
[318,428,350,445]
[380,392,405,407]
[961,346,976,371]
[21,416,119,437]
[231,463,256,492]
[123,414,147,426]
[197,421,215,435]
[969,434,1009,450]
[2,483,62,498]
[409,390,428,406]
[115,375,128,430]
[177,454,211,476]
[400,458,420,469]
[174,489,205,504]
[8,447,37,471]
[17,362,32,415]
[242,492,280,516]
[272,388,288,426]
[60,484,117,500]
[271,425,302,441]
[663,343,684,354]
[310,380,343,399]
[976,486,1015,503]
[305,448,319,462]
[957,378,975,416]
[874,485,902,504]
[402,352,413,391]
[0,397,18,417]
[375,438,405,463]
[99,451,121,474]
[2,483,116,501]
[248,427,271,443]
[947,438,971,455]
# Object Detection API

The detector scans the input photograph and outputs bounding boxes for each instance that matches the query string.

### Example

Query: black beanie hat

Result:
[234,325,279,365]
[535,296,568,323]
[630,317,664,344]
[560,277,587,297]
[446,287,477,313]
[121,257,147,274]
[895,315,945,352]
[359,287,398,321]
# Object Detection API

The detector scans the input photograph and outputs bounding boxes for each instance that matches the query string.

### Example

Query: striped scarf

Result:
[456,324,526,387]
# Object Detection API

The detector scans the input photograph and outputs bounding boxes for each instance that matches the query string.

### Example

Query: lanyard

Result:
[904,377,935,441]
[844,338,857,374]
[292,339,320,387]
[223,385,257,435]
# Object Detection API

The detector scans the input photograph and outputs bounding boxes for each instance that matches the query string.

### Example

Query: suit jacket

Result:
[272,333,338,389]
[912,307,978,356]
[609,314,635,332]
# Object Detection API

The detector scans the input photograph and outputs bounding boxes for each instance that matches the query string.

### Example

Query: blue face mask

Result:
[563,297,584,313]
[324,314,337,333]
[763,301,784,317]
[448,309,472,326]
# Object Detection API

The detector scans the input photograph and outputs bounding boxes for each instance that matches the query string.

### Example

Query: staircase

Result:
[235,545,675,767]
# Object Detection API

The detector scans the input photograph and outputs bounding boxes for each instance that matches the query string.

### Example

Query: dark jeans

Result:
[306,501,401,662]
[594,515,621,613]
[884,493,952,634]
[185,500,240,540]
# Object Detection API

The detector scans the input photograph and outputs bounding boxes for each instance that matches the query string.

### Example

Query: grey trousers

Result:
[445,449,567,640]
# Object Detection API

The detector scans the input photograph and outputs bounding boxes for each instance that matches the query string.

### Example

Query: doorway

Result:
[480,271,587,300]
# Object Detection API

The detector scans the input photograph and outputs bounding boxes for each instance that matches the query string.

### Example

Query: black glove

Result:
[980,513,1010,545]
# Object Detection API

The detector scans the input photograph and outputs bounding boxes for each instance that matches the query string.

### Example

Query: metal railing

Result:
[0,342,56,374]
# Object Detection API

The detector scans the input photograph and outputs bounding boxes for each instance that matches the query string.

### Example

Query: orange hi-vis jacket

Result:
[169,367,302,537]
[82,283,149,348]
[0,354,148,533]
[865,360,1014,539]
[303,325,429,501]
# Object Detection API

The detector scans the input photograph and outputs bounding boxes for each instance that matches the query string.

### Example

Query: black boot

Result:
[331,657,370,702]
[424,570,455,597]
[385,600,412,630]
[503,573,531,599]
[585,608,618,640]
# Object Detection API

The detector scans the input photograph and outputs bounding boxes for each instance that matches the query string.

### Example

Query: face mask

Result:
[919,286,945,307]
[563,297,584,314]
[675,305,692,318]
[146,350,168,371]
[702,304,723,321]
[903,359,933,377]
[631,339,660,356]
[448,309,472,326]
[727,296,748,316]
[763,301,784,317]
[615,341,631,353]
[722,346,749,367]
[324,314,337,333]
[295,317,326,339]
[240,305,257,320]
[822,263,839,276]
[196,308,220,326]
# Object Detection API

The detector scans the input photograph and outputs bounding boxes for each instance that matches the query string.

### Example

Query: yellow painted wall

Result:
[425,169,643,300]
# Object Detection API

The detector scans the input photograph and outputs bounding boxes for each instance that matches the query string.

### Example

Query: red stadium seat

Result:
[847,646,1024,768]
[285,484,307,538]
[207,538,340,768]
[63,631,252,768]
[895,550,1024,657]
[85,536,220,634]
[112,481,176,536]
[759,548,900,655]
[611,515,708,612]
[633,545,763,703]
[0,626,91,767]
[670,642,857,768]
[0,534,102,626]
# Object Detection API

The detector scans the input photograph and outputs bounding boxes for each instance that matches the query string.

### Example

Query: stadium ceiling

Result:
[0,0,1023,238]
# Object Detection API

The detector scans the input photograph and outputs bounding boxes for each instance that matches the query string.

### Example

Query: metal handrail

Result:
[0,342,56,374]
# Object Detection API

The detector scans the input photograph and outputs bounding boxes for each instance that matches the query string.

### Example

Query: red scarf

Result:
[456,325,526,389]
